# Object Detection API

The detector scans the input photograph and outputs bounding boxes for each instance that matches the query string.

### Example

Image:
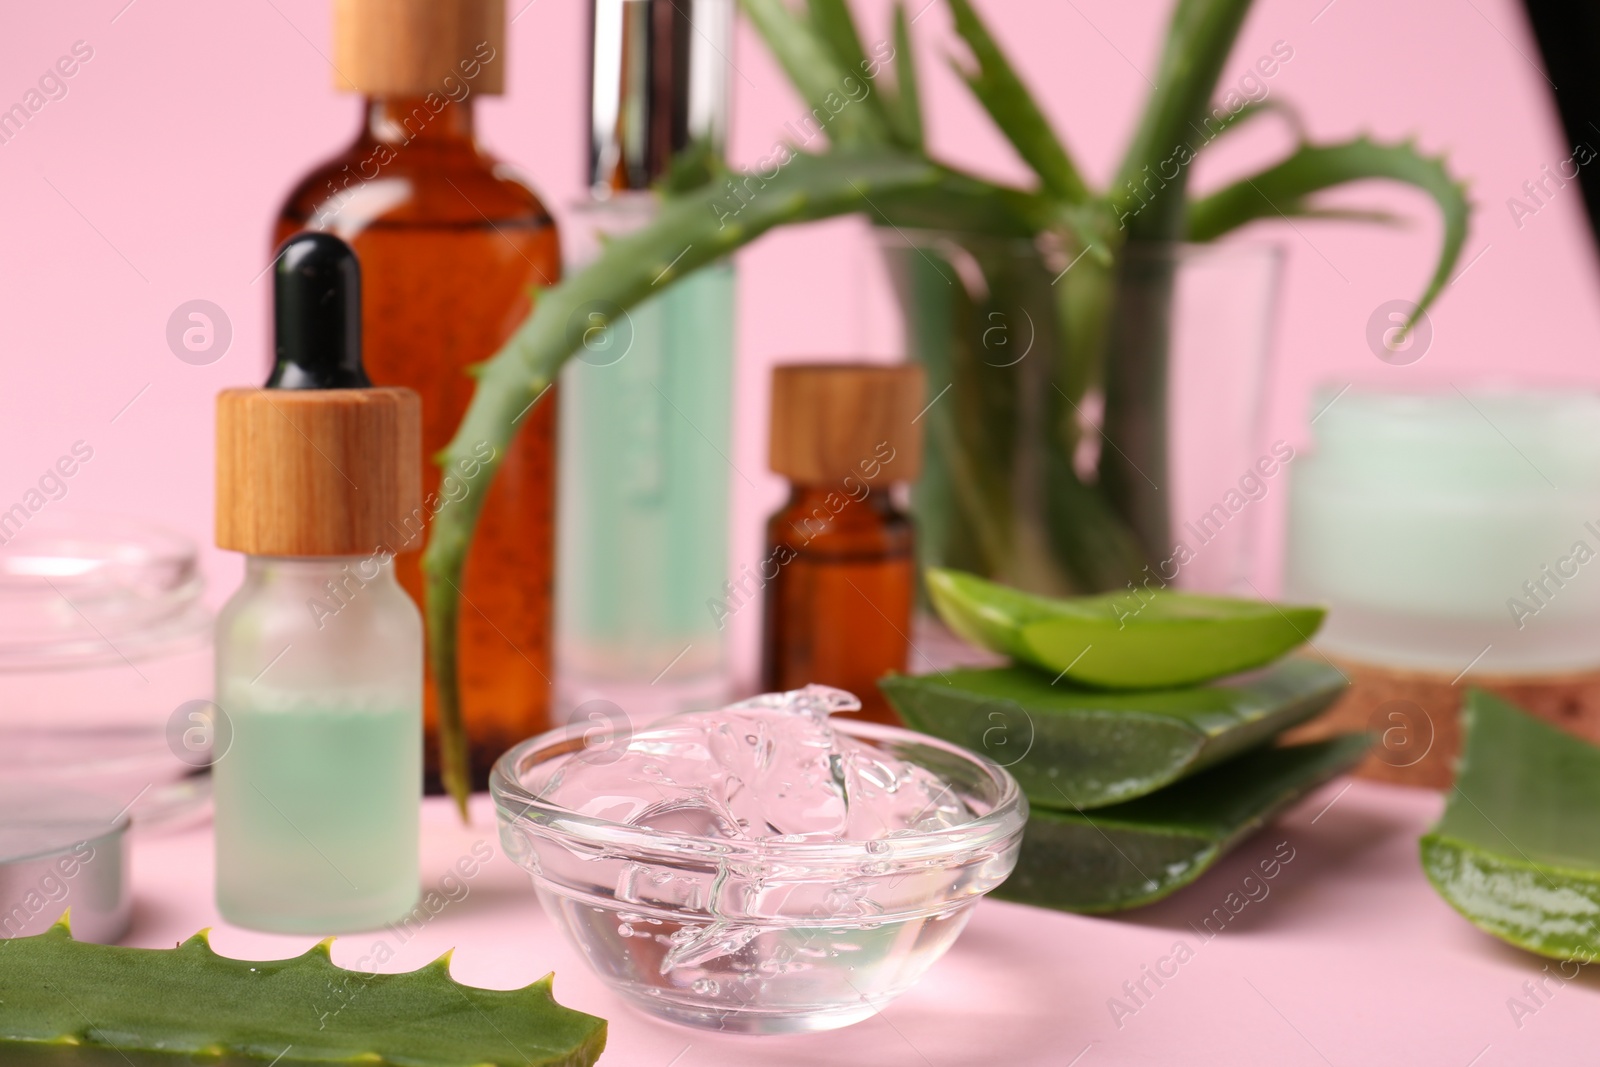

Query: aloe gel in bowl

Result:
[492,686,1026,1033]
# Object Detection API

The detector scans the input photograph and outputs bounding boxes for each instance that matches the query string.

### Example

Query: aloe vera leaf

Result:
[1054,230,1114,400]
[988,237,1143,594]
[925,568,1326,688]
[1048,239,1132,593]
[1195,98,1305,145]
[880,657,1346,809]
[0,920,605,1067]
[881,234,1037,591]
[421,150,1039,813]
[1185,136,1472,322]
[1039,241,1148,595]
[1421,691,1600,962]
[804,0,873,76]
[887,2,923,151]
[738,0,891,147]
[1111,0,1255,239]
[802,0,919,152]
[923,567,1043,660]
[1095,244,1178,561]
[944,0,1089,203]
[997,735,1370,913]
[1041,455,1150,593]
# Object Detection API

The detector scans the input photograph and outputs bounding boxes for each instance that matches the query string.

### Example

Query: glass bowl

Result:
[491,717,1027,1034]
[0,511,213,830]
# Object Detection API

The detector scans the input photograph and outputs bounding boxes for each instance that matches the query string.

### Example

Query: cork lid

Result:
[333,0,505,97]
[217,232,420,557]
[769,363,926,486]
[216,387,422,557]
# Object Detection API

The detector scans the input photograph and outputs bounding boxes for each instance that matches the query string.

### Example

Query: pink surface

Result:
[3,0,1595,690]
[130,782,1598,1065]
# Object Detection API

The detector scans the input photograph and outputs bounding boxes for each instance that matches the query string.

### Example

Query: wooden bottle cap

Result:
[333,0,506,97]
[216,387,422,557]
[769,363,926,487]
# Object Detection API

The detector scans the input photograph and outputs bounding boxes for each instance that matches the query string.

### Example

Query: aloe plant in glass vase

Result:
[420,0,1472,812]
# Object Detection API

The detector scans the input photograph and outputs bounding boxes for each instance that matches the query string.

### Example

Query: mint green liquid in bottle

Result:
[212,232,423,933]
[557,0,736,719]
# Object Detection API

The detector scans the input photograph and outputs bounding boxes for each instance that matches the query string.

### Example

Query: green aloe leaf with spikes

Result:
[944,0,1089,204]
[0,918,606,1066]
[420,0,1473,813]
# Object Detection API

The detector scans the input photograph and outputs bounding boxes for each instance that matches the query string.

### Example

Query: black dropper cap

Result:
[265,232,371,390]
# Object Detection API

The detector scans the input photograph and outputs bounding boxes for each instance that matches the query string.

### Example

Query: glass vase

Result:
[881,233,1282,597]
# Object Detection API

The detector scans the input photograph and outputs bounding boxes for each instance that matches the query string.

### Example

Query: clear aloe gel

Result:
[212,233,424,933]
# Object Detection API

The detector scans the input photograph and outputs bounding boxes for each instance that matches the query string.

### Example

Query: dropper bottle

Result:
[213,232,423,933]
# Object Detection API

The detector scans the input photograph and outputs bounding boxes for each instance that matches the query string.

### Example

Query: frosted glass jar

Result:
[0,512,212,827]
[1285,388,1600,674]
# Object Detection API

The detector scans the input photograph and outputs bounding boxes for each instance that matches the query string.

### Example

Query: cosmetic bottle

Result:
[555,0,736,721]
[213,233,423,933]
[761,364,926,724]
[276,0,558,790]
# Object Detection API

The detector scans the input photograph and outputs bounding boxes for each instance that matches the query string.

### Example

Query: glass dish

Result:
[491,717,1026,1034]
[0,511,213,829]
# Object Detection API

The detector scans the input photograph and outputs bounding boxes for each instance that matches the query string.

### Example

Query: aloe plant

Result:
[999,734,1370,913]
[880,657,1347,809]
[1422,691,1600,962]
[924,567,1325,688]
[0,919,606,1066]
[420,0,1472,811]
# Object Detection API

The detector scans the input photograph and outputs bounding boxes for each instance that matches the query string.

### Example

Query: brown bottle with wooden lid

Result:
[760,363,926,724]
[277,0,560,791]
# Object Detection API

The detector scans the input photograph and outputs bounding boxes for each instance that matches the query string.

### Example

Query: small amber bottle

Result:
[276,0,559,790]
[761,364,926,724]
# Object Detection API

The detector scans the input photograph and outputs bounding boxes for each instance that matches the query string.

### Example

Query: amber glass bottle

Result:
[276,0,558,790]
[760,364,926,724]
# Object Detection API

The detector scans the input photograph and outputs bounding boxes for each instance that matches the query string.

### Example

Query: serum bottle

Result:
[557,0,736,720]
[761,364,926,724]
[213,233,423,933]
[277,0,560,790]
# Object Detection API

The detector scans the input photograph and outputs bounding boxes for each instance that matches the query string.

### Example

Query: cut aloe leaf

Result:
[1421,690,1600,961]
[880,658,1347,809]
[926,567,1326,689]
[997,735,1370,913]
[0,919,606,1066]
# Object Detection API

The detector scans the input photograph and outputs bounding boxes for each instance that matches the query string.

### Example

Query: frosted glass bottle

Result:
[213,555,422,932]
[212,231,423,934]
[557,197,735,717]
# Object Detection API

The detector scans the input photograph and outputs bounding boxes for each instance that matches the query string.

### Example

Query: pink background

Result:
[2,0,1593,689]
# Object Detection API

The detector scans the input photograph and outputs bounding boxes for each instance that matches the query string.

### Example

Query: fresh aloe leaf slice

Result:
[1421,690,1600,961]
[0,920,606,1066]
[880,658,1347,809]
[997,735,1370,913]
[926,567,1326,689]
